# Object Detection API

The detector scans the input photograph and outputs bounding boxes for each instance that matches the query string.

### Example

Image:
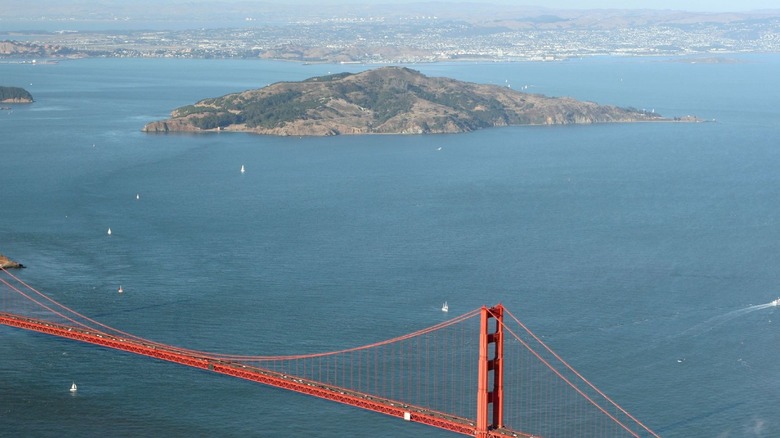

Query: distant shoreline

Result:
[1,7,778,64]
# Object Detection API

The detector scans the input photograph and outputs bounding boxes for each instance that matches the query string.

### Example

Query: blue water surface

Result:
[1,55,780,437]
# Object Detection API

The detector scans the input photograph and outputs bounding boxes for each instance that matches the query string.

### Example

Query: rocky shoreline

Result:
[0,97,34,103]
[0,253,25,269]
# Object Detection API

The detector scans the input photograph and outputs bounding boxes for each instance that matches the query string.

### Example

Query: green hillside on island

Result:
[0,86,34,103]
[142,67,684,136]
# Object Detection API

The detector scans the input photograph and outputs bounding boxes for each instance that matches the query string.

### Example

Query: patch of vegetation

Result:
[305,72,353,82]
[174,105,218,117]
[190,112,242,129]
[338,81,415,124]
[407,84,505,127]
[239,90,319,128]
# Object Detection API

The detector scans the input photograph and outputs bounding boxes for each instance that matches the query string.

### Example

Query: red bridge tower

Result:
[477,304,504,437]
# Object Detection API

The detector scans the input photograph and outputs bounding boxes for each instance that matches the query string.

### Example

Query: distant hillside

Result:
[142,67,674,136]
[0,86,33,103]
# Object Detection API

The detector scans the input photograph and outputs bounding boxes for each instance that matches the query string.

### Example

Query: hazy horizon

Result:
[2,0,778,34]
[252,0,779,12]
[4,0,780,16]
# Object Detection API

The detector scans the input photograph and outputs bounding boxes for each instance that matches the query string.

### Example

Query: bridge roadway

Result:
[0,312,530,438]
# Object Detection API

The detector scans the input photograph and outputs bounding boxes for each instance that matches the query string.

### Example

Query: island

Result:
[0,86,34,103]
[142,67,680,136]
[0,253,24,269]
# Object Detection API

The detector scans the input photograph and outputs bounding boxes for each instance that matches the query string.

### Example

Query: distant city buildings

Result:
[2,15,779,63]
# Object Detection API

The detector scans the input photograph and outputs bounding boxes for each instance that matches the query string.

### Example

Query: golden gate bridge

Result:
[1,266,659,437]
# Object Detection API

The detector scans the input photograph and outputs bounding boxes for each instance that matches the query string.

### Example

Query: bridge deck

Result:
[0,312,530,437]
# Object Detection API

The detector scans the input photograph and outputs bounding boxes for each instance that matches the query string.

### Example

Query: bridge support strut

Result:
[476,304,504,438]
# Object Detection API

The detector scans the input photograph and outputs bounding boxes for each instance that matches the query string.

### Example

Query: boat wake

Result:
[680,298,779,337]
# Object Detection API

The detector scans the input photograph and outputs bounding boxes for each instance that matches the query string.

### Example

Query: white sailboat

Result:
[70,382,77,392]
[118,285,123,294]
[107,228,112,236]
[441,301,448,312]
[240,164,245,174]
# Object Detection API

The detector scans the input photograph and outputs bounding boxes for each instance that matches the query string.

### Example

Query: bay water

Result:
[1,55,780,436]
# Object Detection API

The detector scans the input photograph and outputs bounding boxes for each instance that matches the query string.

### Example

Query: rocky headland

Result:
[142,67,681,136]
[0,253,24,269]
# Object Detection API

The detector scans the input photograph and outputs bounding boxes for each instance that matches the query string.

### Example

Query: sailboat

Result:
[107,228,112,236]
[441,301,448,312]
[240,164,245,174]
[118,285,123,294]
[70,382,77,392]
